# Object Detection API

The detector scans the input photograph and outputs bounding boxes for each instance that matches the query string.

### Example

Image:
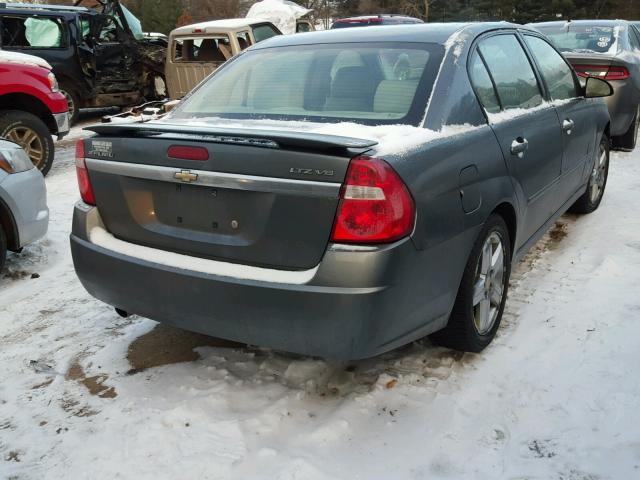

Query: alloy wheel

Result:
[589,143,608,203]
[5,126,45,169]
[472,231,506,335]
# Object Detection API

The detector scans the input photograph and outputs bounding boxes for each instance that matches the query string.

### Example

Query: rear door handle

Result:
[562,119,575,134]
[510,137,529,157]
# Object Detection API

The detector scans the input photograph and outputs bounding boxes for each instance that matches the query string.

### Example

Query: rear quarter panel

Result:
[376,126,515,334]
[609,50,640,135]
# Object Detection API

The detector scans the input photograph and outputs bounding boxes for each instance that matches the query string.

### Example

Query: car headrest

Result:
[331,66,372,97]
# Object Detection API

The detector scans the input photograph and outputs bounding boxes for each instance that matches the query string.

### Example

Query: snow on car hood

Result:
[0,50,51,69]
[246,0,311,35]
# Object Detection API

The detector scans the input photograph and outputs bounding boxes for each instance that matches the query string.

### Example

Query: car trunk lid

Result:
[82,123,376,270]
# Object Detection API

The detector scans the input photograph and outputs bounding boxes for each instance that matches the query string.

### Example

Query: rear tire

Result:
[0,223,7,273]
[0,110,55,176]
[569,135,609,214]
[430,215,511,352]
[612,107,639,151]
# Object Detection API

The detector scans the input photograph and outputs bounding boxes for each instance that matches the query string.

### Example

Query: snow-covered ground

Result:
[1,124,640,479]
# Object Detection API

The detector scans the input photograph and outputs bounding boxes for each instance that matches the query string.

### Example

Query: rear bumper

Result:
[71,204,462,360]
[0,167,48,248]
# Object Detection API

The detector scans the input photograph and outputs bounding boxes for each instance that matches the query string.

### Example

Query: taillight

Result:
[604,66,630,80]
[167,145,209,161]
[573,64,629,81]
[331,156,415,244]
[75,140,95,206]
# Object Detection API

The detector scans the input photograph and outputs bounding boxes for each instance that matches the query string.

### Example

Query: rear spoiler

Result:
[85,123,378,152]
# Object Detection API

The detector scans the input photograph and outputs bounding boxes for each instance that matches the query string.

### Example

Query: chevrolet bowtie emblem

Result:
[174,170,198,183]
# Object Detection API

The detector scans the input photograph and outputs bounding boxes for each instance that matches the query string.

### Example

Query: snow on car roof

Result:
[170,18,272,35]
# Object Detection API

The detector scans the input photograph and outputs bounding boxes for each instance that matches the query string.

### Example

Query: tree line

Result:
[336,0,637,24]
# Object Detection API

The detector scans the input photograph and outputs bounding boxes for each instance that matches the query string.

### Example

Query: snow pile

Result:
[246,0,310,35]
[0,49,51,69]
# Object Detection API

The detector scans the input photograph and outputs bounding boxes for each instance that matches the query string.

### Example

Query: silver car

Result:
[0,139,49,271]
[531,20,640,151]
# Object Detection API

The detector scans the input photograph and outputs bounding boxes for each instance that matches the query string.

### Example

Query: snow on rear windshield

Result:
[171,43,444,126]
[538,25,619,54]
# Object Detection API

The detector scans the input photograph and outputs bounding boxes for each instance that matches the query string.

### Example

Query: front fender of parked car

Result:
[0,64,67,115]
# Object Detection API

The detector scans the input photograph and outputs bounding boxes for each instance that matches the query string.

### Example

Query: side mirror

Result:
[584,76,614,98]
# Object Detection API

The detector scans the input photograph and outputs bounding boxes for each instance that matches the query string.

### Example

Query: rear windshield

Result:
[172,36,231,62]
[536,24,619,54]
[171,42,443,126]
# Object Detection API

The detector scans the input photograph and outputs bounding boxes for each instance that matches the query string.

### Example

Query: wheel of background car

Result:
[59,83,80,125]
[0,110,55,176]
[431,214,511,352]
[0,222,6,273]
[569,135,610,214]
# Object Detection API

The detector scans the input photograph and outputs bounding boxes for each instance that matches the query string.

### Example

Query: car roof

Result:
[254,22,524,48]
[170,18,273,35]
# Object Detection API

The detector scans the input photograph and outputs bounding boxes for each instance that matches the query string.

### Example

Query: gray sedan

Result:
[71,23,611,359]
[531,20,640,151]
[0,139,49,271]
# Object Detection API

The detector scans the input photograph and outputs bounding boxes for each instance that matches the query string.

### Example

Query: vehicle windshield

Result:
[170,42,443,126]
[536,24,619,54]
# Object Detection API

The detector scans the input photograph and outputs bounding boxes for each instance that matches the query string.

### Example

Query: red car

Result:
[0,50,69,176]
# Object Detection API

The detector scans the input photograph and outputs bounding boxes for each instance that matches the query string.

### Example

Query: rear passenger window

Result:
[524,35,577,101]
[478,34,543,110]
[469,51,501,114]
[173,36,231,62]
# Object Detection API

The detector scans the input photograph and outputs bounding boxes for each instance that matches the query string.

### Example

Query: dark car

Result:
[531,20,640,151]
[71,23,611,360]
[331,14,423,29]
[0,1,166,124]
